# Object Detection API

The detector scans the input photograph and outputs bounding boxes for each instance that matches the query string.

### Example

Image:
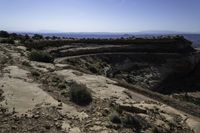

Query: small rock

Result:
[13,116,19,121]
[44,124,51,129]
[11,126,17,129]
[58,102,63,107]
[55,122,62,129]
[90,125,103,131]
[33,114,40,119]
[102,108,110,116]
[61,121,70,132]
[118,103,147,114]
[12,107,16,114]
[57,106,62,110]
[36,111,40,115]
[69,127,81,133]
[95,121,102,125]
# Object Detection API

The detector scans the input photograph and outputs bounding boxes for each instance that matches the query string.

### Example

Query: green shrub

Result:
[122,114,142,131]
[32,34,43,40]
[22,61,31,67]
[69,82,92,106]
[61,90,68,97]
[0,30,9,38]
[0,38,15,44]
[0,89,4,101]
[89,66,98,73]
[31,70,40,77]
[109,111,121,124]
[28,51,54,63]
[58,83,66,90]
[152,127,159,133]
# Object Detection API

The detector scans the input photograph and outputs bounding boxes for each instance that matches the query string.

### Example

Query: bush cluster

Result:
[109,112,144,131]
[31,70,40,77]
[69,82,92,106]
[0,30,31,44]
[0,38,15,44]
[28,51,54,63]
[0,31,9,38]
[109,111,121,124]
[122,114,142,130]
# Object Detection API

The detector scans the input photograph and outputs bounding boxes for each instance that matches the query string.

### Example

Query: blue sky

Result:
[0,0,199,33]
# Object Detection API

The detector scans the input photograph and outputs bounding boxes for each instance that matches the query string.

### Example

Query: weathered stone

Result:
[102,108,110,116]
[55,122,62,129]
[69,127,81,133]
[118,103,147,114]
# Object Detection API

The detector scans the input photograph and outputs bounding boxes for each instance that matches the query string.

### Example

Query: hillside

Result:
[0,32,200,133]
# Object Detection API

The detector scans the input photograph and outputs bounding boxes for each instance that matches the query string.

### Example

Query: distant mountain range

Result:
[136,30,200,34]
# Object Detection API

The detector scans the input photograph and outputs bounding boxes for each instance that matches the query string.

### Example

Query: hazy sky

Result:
[0,0,199,33]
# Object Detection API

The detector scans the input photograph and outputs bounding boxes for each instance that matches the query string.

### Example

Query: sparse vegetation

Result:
[31,70,40,77]
[24,35,193,52]
[0,89,4,102]
[28,51,54,63]
[152,127,159,133]
[22,61,31,67]
[0,31,32,44]
[122,114,142,131]
[0,30,9,38]
[109,108,145,132]
[69,82,92,106]
[109,111,121,124]
[173,94,200,106]
[0,30,198,132]
[32,34,43,40]
[88,66,98,73]
[0,38,15,44]
[58,83,66,90]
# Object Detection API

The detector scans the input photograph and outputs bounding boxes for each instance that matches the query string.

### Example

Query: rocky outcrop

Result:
[0,43,200,133]
[58,51,200,93]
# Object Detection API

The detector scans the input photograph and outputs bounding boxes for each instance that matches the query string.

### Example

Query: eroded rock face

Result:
[60,52,200,93]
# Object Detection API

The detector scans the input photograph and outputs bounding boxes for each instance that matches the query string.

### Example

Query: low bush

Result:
[152,127,159,133]
[28,51,54,63]
[22,61,31,67]
[122,114,145,132]
[0,89,4,101]
[89,66,98,73]
[69,82,92,106]
[31,70,40,77]
[0,30,9,38]
[58,83,66,90]
[109,111,121,124]
[0,38,15,44]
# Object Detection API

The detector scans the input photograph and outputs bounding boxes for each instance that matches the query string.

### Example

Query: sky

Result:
[0,0,199,33]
